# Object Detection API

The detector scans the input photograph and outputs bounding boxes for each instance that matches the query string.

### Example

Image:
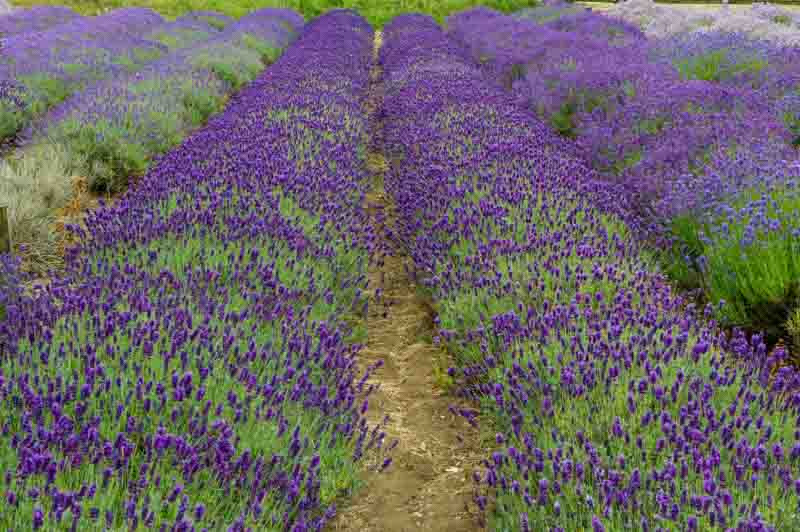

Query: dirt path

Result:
[328,31,485,532]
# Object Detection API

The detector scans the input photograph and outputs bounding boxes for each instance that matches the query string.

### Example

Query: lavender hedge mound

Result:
[607,0,800,47]
[0,9,383,531]
[141,16,222,50]
[0,6,80,37]
[380,13,800,532]
[447,5,800,346]
[0,8,170,146]
[173,10,235,31]
[24,7,302,193]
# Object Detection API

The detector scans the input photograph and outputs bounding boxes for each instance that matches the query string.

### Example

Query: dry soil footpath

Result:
[328,31,486,532]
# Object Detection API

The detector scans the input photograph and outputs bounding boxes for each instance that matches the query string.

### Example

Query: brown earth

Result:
[327,31,487,532]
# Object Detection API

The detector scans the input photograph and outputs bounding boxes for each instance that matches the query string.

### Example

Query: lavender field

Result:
[1,1,800,531]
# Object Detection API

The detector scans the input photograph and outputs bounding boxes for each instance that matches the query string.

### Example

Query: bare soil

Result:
[328,31,486,532]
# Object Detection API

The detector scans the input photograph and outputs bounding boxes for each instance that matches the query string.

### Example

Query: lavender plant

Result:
[608,0,800,47]
[0,9,387,531]
[26,8,302,193]
[0,5,80,38]
[381,14,800,531]
[0,8,168,145]
[447,5,800,346]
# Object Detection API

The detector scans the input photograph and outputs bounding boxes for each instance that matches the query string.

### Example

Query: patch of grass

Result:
[17,73,71,115]
[199,14,230,29]
[51,116,152,193]
[190,42,264,90]
[12,0,541,27]
[148,27,212,48]
[240,33,284,65]
[550,100,577,139]
[788,304,800,358]
[0,100,26,140]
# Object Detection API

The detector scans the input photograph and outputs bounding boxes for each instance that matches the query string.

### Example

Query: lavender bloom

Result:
[0,6,80,38]
[22,8,301,192]
[0,8,170,144]
[381,12,800,532]
[447,5,800,338]
[0,9,383,530]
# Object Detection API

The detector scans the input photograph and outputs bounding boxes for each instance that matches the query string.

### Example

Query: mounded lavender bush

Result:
[381,13,800,532]
[447,5,800,344]
[25,8,302,193]
[0,5,80,38]
[0,9,387,531]
[607,0,800,47]
[0,8,169,144]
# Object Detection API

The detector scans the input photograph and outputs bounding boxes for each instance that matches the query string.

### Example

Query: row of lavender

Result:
[0,5,79,37]
[1,7,168,143]
[30,8,301,192]
[447,2,800,353]
[0,10,385,531]
[1,6,299,193]
[380,13,800,532]
[606,0,800,47]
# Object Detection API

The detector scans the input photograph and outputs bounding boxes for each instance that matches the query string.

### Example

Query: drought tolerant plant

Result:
[649,30,800,147]
[663,155,800,342]
[0,141,83,276]
[448,5,800,347]
[27,8,301,193]
[0,8,169,145]
[607,0,800,47]
[381,14,800,531]
[0,5,81,37]
[9,0,542,27]
[0,9,389,531]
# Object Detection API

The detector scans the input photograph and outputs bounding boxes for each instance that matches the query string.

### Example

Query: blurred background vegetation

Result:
[9,1,800,28]
[9,0,541,26]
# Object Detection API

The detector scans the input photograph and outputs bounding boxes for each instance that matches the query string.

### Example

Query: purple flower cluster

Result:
[0,8,169,143]
[0,9,384,531]
[447,5,800,339]
[18,7,303,191]
[447,7,797,224]
[649,29,800,144]
[0,5,80,38]
[380,13,800,531]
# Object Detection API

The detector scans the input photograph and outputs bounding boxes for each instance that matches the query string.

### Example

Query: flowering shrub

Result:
[24,8,302,193]
[382,13,800,531]
[0,5,80,38]
[448,5,800,346]
[0,9,387,531]
[0,8,171,145]
[607,0,800,47]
